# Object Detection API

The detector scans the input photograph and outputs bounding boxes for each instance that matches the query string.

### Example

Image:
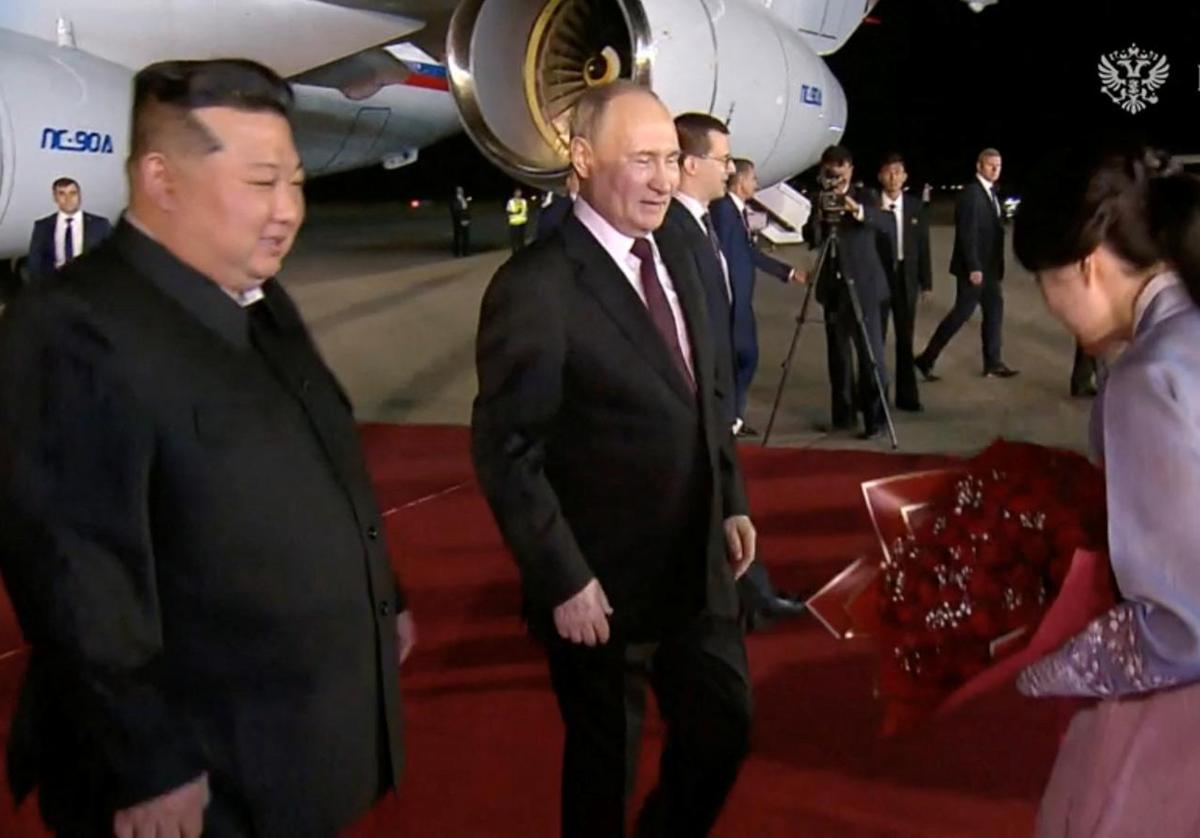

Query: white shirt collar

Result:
[674,192,709,227]
[572,196,659,269]
[1133,271,1181,335]
[57,210,82,222]
[728,193,746,213]
[976,173,997,193]
[882,191,903,210]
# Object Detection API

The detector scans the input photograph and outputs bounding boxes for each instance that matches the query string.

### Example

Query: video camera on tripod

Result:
[815,169,853,225]
[762,162,899,449]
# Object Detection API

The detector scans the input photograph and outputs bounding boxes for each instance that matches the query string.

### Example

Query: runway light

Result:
[409,199,421,209]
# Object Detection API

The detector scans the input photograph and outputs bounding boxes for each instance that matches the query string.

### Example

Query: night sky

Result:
[305,0,1200,203]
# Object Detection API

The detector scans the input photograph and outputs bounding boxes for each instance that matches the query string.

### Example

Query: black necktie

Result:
[887,202,901,261]
[988,186,1001,216]
[630,238,694,392]
[701,213,722,259]
[63,217,75,262]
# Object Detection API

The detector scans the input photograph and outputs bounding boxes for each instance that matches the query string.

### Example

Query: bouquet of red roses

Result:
[808,440,1117,734]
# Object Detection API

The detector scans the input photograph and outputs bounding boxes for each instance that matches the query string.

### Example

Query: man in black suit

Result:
[450,185,472,256]
[664,115,805,632]
[537,170,579,241]
[874,153,932,411]
[27,177,113,281]
[472,81,754,837]
[804,145,895,438]
[661,113,737,427]
[0,59,414,836]
[711,158,801,437]
[916,148,1019,379]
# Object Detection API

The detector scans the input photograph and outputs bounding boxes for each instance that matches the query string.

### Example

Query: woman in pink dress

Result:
[1012,147,1200,837]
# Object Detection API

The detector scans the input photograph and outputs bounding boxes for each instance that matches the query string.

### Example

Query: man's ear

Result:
[134,152,178,212]
[570,137,593,181]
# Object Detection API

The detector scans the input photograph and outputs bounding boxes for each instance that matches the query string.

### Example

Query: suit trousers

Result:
[824,301,887,431]
[510,224,527,255]
[453,222,470,257]
[880,262,920,408]
[732,337,757,421]
[921,273,1004,370]
[544,615,751,838]
[1071,343,1097,393]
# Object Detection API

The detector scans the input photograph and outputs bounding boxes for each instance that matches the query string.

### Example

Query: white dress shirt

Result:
[54,210,84,268]
[977,173,1001,216]
[573,197,694,379]
[675,191,731,302]
[882,191,904,261]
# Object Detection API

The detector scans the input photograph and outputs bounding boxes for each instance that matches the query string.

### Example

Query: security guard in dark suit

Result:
[0,59,413,836]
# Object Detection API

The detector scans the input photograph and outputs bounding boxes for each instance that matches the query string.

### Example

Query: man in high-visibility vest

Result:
[505,187,528,254]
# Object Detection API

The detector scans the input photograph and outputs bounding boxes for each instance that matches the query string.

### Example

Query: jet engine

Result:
[446,0,847,189]
[0,29,131,256]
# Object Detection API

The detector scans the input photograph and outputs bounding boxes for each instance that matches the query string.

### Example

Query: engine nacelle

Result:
[0,29,131,256]
[446,0,847,189]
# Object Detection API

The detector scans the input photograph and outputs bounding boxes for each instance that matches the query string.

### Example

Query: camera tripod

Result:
[762,223,898,449]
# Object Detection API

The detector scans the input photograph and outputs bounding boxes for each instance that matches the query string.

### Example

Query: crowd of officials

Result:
[0,57,1136,837]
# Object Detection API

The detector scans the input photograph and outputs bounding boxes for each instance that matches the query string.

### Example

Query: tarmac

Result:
[280,197,1093,457]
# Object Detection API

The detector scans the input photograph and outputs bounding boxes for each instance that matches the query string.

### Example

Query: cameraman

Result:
[803,145,895,439]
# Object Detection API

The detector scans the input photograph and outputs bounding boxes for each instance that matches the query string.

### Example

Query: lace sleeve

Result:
[1017,602,1180,698]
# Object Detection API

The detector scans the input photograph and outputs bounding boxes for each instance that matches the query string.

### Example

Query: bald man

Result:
[472,80,754,836]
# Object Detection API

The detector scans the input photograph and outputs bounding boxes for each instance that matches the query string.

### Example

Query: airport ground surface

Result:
[284,199,1091,457]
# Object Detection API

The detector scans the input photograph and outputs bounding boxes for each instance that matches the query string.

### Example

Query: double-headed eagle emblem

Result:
[1098,44,1170,114]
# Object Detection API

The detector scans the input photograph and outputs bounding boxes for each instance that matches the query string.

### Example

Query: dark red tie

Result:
[630,238,694,391]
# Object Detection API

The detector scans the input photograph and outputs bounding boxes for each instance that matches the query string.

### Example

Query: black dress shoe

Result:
[759,594,807,620]
[896,401,924,413]
[914,356,941,382]
[735,424,760,438]
[983,363,1020,378]
[746,593,808,632]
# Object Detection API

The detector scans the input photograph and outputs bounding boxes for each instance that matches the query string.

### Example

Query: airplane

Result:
[0,0,891,262]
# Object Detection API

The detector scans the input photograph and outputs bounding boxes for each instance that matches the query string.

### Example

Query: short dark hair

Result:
[732,158,755,179]
[674,113,729,160]
[1014,145,1200,305]
[879,152,906,169]
[52,177,79,191]
[821,145,853,167]
[130,59,293,160]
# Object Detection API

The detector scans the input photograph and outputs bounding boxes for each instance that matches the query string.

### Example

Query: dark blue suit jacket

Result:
[28,212,113,281]
[709,195,791,377]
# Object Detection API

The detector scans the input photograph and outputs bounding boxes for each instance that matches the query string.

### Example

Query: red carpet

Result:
[0,425,1058,836]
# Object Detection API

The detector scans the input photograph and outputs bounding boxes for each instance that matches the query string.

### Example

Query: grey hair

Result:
[569,80,663,143]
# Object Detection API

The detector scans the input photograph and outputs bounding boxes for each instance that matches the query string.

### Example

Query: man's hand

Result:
[969,271,983,286]
[114,773,209,838]
[788,268,807,285]
[843,195,861,217]
[723,515,757,579]
[396,609,417,667]
[553,579,613,646]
